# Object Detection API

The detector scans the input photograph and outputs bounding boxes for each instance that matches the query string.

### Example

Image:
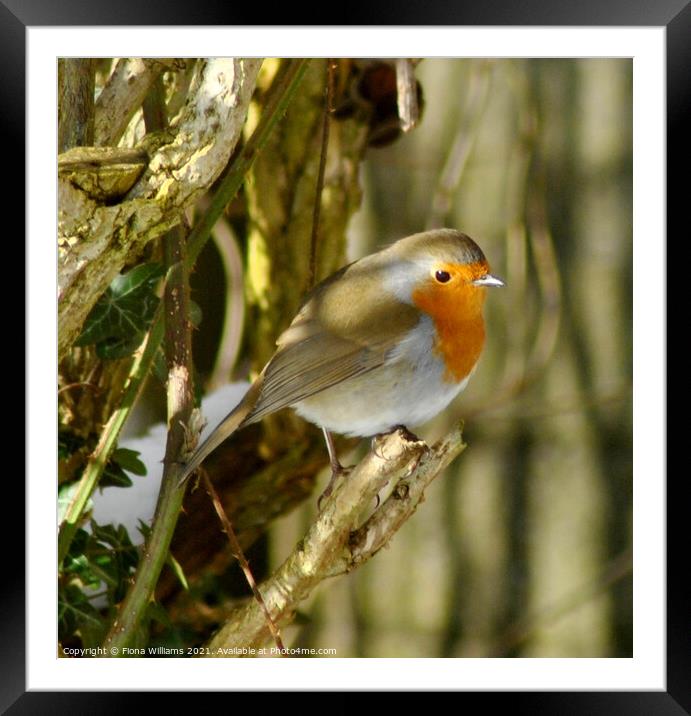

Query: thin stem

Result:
[102,222,192,653]
[102,78,195,653]
[427,60,492,230]
[57,313,164,567]
[202,471,286,654]
[307,59,335,290]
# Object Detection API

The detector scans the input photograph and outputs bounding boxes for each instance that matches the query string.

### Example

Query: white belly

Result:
[293,316,472,437]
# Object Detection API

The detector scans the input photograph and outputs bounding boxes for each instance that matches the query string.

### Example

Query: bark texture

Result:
[58,58,262,361]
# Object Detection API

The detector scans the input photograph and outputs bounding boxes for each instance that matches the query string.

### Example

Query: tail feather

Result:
[177,379,262,486]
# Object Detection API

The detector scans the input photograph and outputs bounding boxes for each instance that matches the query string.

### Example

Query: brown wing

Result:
[244,256,421,425]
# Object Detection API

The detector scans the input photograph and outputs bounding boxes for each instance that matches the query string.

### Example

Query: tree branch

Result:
[93,58,181,147]
[204,425,465,655]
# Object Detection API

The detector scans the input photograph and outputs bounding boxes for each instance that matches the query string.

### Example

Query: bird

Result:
[178,228,504,502]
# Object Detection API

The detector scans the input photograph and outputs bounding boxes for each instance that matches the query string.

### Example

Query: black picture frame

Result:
[10,0,681,711]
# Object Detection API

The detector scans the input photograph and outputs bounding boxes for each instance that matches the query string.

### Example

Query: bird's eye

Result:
[435,270,451,283]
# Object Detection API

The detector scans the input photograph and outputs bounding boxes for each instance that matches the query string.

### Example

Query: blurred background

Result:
[269,58,633,657]
[97,58,633,657]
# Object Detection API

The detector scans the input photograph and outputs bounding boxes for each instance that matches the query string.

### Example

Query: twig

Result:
[167,60,198,122]
[204,426,465,655]
[307,59,335,290]
[201,471,286,654]
[427,60,492,230]
[57,381,101,395]
[395,58,419,133]
[526,158,562,374]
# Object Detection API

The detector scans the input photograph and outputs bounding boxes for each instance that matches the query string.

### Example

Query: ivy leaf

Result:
[75,262,164,356]
[63,528,101,588]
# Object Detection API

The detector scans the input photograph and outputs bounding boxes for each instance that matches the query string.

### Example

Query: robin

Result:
[178,228,504,502]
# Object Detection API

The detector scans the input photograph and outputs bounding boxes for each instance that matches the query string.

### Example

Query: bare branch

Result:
[94,58,182,147]
[395,58,420,133]
[204,425,465,655]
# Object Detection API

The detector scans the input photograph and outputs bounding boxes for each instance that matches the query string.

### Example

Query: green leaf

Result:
[63,553,103,591]
[89,521,134,552]
[88,521,139,603]
[137,519,152,540]
[101,460,132,488]
[75,262,164,356]
[112,447,147,476]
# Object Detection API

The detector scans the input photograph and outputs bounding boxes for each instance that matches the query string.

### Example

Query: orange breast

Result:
[412,272,487,383]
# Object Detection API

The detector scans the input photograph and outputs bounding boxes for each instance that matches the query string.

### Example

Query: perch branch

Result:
[204,425,465,655]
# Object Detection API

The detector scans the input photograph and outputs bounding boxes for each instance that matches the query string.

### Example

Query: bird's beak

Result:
[473,273,505,287]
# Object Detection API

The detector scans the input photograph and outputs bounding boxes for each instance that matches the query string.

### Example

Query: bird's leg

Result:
[317,428,353,509]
